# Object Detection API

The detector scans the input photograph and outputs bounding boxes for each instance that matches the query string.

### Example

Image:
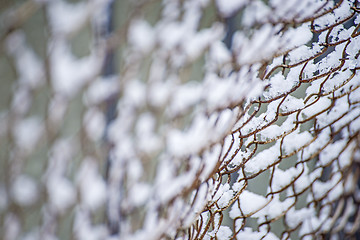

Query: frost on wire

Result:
[0,0,360,239]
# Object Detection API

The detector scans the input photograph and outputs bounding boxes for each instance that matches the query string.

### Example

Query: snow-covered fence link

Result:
[0,0,360,239]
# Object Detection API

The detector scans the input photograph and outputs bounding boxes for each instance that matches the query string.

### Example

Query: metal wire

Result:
[185,1,360,239]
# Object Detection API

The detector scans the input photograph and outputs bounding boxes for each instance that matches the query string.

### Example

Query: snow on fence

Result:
[0,0,360,239]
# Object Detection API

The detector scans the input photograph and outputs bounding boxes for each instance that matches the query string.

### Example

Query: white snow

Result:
[233,24,312,65]
[209,41,232,67]
[48,0,88,36]
[128,19,155,53]
[319,139,347,166]
[84,76,119,106]
[182,186,208,228]
[301,96,332,119]
[288,45,321,64]
[3,0,358,239]
[77,158,107,211]
[123,79,146,108]
[184,24,224,61]
[215,184,234,208]
[47,177,76,213]
[167,115,211,157]
[11,175,38,206]
[235,227,279,240]
[74,209,108,240]
[83,108,106,142]
[286,207,314,229]
[265,73,297,99]
[216,0,248,17]
[272,166,302,192]
[129,183,152,207]
[339,141,357,169]
[214,226,232,240]
[238,190,267,215]
[257,195,295,220]
[312,172,342,200]
[245,142,281,174]
[170,81,202,115]
[200,144,222,181]
[350,115,360,135]
[51,41,100,98]
[282,130,313,155]
[4,213,21,240]
[136,113,162,154]
[280,95,305,113]
[242,1,271,27]
[5,31,44,89]
[13,117,43,152]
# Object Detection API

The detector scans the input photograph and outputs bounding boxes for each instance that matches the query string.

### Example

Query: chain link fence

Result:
[1,0,360,239]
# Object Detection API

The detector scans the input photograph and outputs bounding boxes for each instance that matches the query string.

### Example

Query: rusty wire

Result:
[185,1,360,239]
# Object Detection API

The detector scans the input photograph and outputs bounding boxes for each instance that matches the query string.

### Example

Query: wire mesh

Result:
[184,1,360,239]
[1,0,360,240]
